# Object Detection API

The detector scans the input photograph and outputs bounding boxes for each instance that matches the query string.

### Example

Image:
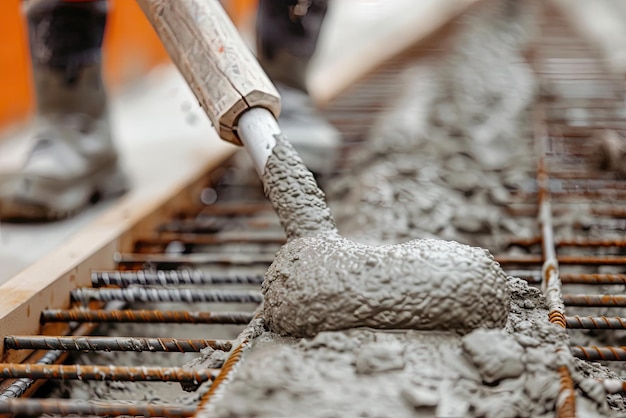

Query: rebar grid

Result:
[92,269,265,287]
[71,287,264,304]
[0,364,217,383]
[41,309,254,325]
[514,9,626,417]
[0,399,197,417]
[4,336,232,352]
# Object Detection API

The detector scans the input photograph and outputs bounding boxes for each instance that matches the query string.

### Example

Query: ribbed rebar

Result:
[561,274,626,285]
[496,255,626,265]
[0,399,196,417]
[507,237,626,248]
[91,270,265,288]
[566,316,626,329]
[157,214,282,233]
[0,364,216,383]
[71,288,263,304]
[563,294,626,307]
[41,309,254,325]
[197,340,248,412]
[572,346,626,361]
[4,336,232,352]
[504,272,626,286]
[143,230,286,245]
[557,365,577,418]
[197,201,273,216]
[114,252,276,265]
[0,350,63,400]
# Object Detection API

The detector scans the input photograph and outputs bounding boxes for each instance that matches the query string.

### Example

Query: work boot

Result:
[0,0,127,221]
[256,0,341,176]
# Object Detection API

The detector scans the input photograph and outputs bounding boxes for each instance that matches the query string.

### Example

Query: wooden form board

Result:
[0,137,237,363]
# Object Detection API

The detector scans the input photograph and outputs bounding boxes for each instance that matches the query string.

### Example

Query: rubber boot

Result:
[0,0,127,221]
[256,0,341,176]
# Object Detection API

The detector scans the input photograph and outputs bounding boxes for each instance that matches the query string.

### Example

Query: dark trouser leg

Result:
[256,0,329,92]
[0,0,127,222]
[24,0,109,119]
[255,0,340,176]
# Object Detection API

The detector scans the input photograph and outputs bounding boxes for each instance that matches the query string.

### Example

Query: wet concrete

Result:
[204,1,625,416]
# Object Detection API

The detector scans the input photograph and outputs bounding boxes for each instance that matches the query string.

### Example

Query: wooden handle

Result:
[136,0,281,145]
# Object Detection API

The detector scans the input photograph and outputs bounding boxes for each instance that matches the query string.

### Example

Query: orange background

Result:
[0,0,257,129]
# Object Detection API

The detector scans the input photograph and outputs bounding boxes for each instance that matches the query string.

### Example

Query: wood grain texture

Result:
[136,0,281,145]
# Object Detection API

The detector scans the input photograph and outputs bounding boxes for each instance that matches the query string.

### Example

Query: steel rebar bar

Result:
[0,364,217,383]
[572,346,626,361]
[566,316,626,329]
[564,294,626,307]
[71,288,263,304]
[503,272,626,286]
[41,309,254,325]
[561,274,626,285]
[4,336,232,352]
[113,252,276,265]
[599,379,626,394]
[0,398,197,417]
[0,350,63,400]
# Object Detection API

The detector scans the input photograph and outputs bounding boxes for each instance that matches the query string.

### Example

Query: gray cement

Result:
[262,234,510,337]
[262,134,337,241]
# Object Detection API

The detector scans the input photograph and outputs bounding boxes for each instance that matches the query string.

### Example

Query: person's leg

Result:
[0,0,127,221]
[256,0,329,92]
[255,0,340,176]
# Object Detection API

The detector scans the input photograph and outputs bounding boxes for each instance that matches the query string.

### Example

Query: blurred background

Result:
[0,0,258,131]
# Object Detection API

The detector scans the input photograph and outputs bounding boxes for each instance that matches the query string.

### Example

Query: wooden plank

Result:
[0,135,237,362]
